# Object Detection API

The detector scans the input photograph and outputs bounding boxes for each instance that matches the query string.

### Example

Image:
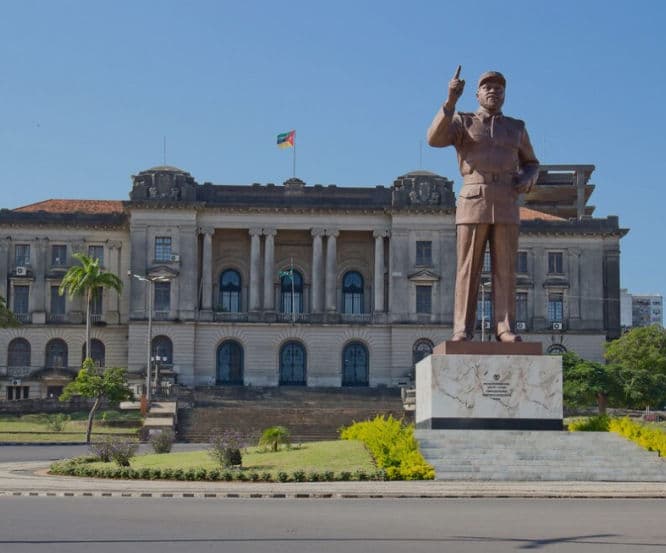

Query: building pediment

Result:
[407,268,441,282]
[148,266,179,280]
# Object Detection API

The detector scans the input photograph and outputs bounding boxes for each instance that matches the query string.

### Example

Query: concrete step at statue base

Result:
[415,430,666,481]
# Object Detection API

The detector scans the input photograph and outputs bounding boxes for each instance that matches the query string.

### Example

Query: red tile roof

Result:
[13,199,124,215]
[519,207,566,222]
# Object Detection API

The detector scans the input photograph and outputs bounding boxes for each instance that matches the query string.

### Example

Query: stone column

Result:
[31,238,47,323]
[200,227,214,311]
[310,228,325,312]
[324,230,339,312]
[129,225,148,319]
[106,241,122,323]
[532,247,546,328]
[568,248,581,323]
[263,229,276,311]
[0,239,8,299]
[373,230,387,312]
[249,228,262,311]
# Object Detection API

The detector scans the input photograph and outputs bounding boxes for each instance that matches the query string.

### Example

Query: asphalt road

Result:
[0,497,664,553]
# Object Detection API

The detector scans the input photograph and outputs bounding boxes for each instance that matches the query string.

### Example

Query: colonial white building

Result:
[0,165,626,399]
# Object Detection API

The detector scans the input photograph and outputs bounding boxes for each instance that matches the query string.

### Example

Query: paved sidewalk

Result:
[1,461,666,499]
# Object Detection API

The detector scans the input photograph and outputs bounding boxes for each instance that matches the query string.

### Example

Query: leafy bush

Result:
[292,469,306,482]
[258,426,291,452]
[90,436,115,462]
[568,415,611,432]
[45,413,71,432]
[339,471,351,481]
[340,415,435,480]
[209,430,245,468]
[150,429,175,454]
[277,471,289,482]
[609,417,666,457]
[109,439,138,467]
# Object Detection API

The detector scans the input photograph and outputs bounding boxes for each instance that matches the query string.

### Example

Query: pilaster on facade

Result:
[248,227,263,311]
[373,229,390,313]
[310,228,325,313]
[263,228,277,311]
[324,229,339,313]
[199,227,215,313]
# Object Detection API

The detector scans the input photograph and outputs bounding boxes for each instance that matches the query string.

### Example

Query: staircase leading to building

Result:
[416,430,666,481]
[178,387,410,443]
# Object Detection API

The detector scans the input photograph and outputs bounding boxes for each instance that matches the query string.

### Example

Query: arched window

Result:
[343,271,364,314]
[8,338,30,368]
[151,335,173,365]
[342,342,369,386]
[546,344,567,355]
[46,339,68,369]
[280,269,303,314]
[219,269,242,312]
[82,339,105,367]
[217,340,244,385]
[412,339,434,367]
[279,341,306,385]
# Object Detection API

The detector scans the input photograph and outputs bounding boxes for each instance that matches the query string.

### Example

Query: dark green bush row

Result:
[49,462,385,482]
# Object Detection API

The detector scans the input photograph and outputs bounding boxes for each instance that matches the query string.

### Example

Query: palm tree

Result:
[59,253,123,362]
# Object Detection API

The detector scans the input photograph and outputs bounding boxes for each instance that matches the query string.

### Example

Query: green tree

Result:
[605,325,666,409]
[0,295,19,328]
[258,426,291,452]
[58,253,123,360]
[60,359,134,443]
[562,351,619,414]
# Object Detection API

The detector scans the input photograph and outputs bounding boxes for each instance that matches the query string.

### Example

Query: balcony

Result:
[90,314,105,324]
[6,366,33,378]
[340,313,373,324]
[277,312,310,323]
[13,312,31,324]
[153,311,170,321]
[214,311,249,323]
[47,313,67,324]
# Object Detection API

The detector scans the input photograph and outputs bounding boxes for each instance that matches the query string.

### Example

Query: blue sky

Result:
[1,1,665,300]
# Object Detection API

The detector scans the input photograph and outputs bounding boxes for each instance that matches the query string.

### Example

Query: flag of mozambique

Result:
[277,130,295,149]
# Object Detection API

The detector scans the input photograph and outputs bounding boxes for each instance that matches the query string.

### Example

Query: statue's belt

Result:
[463,172,515,186]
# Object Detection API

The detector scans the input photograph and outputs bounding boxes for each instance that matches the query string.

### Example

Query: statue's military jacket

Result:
[428,107,539,225]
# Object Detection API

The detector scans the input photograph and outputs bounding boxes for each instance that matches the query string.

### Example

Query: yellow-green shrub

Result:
[340,415,435,480]
[567,415,610,432]
[609,417,666,457]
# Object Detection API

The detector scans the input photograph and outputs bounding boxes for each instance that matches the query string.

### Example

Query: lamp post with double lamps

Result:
[129,272,170,402]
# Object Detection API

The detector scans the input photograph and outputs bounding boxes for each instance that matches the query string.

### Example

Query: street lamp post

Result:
[129,272,159,403]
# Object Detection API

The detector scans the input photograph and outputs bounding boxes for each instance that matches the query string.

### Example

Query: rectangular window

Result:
[416,286,432,314]
[13,286,29,314]
[482,248,491,272]
[516,292,528,322]
[415,241,432,266]
[88,245,104,266]
[548,252,564,274]
[15,244,30,267]
[51,245,67,266]
[91,287,103,316]
[154,281,171,313]
[516,251,528,274]
[50,286,65,315]
[155,237,172,262]
[548,293,564,322]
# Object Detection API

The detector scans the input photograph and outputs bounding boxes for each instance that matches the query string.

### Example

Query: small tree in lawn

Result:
[258,426,291,452]
[562,351,620,414]
[60,359,133,443]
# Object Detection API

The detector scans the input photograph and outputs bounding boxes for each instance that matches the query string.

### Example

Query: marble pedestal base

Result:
[416,348,563,430]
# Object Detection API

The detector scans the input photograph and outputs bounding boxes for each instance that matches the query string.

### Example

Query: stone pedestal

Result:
[416,341,562,431]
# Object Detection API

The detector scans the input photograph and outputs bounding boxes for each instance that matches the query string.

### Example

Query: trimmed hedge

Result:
[567,415,610,432]
[339,415,435,480]
[609,417,666,457]
[49,459,385,482]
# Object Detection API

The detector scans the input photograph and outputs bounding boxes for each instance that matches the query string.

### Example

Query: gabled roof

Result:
[14,199,124,214]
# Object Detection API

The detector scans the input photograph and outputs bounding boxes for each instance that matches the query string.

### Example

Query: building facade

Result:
[0,165,627,399]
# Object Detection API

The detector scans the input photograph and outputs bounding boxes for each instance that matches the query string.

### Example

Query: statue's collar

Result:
[476,107,503,119]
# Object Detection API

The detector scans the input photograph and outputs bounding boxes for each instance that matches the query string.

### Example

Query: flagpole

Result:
[293,139,296,177]
[290,257,295,324]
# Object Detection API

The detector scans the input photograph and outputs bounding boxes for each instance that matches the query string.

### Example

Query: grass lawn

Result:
[86,440,375,475]
[0,411,141,442]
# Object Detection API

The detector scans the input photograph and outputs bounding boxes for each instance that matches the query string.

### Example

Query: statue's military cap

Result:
[477,71,506,88]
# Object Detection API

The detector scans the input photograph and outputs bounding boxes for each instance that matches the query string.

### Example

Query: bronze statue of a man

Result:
[427,66,539,342]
